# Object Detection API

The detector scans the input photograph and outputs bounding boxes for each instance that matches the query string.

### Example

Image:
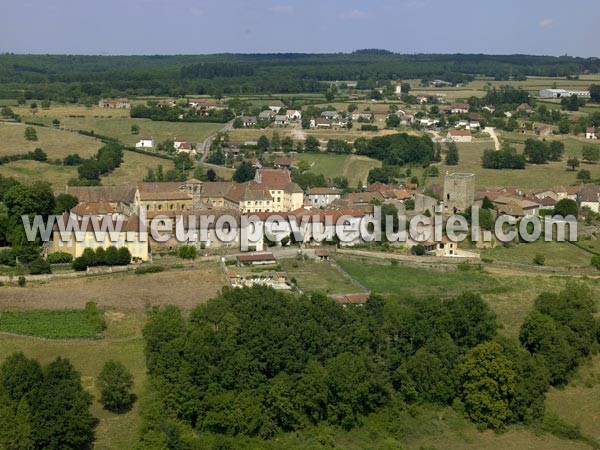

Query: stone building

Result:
[443,173,475,214]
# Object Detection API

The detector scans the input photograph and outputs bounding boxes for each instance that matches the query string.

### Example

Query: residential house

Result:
[273,157,293,169]
[451,102,469,114]
[516,103,534,114]
[577,185,600,213]
[306,187,341,207]
[310,118,332,128]
[391,80,402,95]
[586,127,597,140]
[237,253,277,266]
[98,98,131,109]
[269,100,286,113]
[321,111,339,120]
[135,136,155,148]
[274,115,288,126]
[447,129,472,142]
[259,110,276,121]
[240,116,258,127]
[286,110,302,120]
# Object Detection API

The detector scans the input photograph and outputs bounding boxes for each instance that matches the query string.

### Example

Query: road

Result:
[484,126,501,151]
[198,119,235,164]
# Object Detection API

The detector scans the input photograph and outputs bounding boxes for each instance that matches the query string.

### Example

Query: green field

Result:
[479,241,593,267]
[336,256,498,297]
[0,310,146,450]
[296,153,381,185]
[0,305,105,339]
[438,138,600,190]
[279,259,364,295]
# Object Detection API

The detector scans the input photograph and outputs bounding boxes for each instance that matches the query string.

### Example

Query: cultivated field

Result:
[295,153,381,185]
[0,262,227,311]
[479,241,593,268]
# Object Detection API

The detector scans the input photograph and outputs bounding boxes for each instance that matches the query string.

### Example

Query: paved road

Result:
[198,120,235,164]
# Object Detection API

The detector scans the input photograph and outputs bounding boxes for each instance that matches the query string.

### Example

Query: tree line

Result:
[136,283,598,447]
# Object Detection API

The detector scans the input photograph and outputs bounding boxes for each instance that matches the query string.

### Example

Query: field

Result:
[546,354,600,443]
[0,310,146,450]
[436,138,600,190]
[279,259,364,295]
[0,308,103,339]
[0,262,227,311]
[11,104,223,146]
[0,122,102,158]
[296,153,381,185]
[335,254,600,338]
[479,241,593,268]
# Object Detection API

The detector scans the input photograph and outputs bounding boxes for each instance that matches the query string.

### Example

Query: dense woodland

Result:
[136,282,599,448]
[1,53,599,100]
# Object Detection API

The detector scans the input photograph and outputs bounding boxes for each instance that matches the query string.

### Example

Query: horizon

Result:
[2,0,599,57]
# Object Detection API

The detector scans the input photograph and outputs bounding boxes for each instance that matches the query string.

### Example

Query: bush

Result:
[135,265,165,275]
[48,252,73,264]
[532,254,545,266]
[97,360,135,412]
[178,245,197,260]
[28,257,52,275]
[412,244,426,256]
[591,255,600,270]
[17,276,26,287]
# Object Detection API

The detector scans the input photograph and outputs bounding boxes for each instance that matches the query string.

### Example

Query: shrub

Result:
[178,245,197,260]
[48,252,73,264]
[591,255,600,270]
[17,276,26,287]
[135,265,165,275]
[412,244,426,256]
[532,254,545,266]
[28,257,52,275]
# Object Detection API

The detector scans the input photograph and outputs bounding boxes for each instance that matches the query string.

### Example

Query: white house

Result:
[586,128,597,140]
[269,101,286,113]
[286,110,302,120]
[310,118,332,128]
[540,89,591,99]
[321,111,339,120]
[447,129,472,142]
[274,115,288,126]
[306,187,341,207]
[451,102,469,114]
[136,136,155,148]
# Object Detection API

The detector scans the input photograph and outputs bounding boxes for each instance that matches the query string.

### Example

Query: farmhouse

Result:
[334,293,369,307]
[447,129,472,142]
[321,111,339,120]
[135,136,155,148]
[98,98,131,109]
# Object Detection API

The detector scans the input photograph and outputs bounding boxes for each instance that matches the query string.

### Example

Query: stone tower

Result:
[443,173,475,214]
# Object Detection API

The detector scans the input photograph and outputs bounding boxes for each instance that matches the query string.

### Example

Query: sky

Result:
[1,0,599,56]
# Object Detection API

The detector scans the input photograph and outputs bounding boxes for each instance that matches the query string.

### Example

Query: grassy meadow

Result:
[279,259,364,295]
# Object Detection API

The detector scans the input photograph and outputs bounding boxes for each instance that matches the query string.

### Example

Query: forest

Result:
[0,52,598,100]
[136,282,599,448]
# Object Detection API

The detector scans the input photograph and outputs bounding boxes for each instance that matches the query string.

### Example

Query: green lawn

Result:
[479,241,592,267]
[296,153,381,185]
[279,259,364,295]
[336,256,497,298]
